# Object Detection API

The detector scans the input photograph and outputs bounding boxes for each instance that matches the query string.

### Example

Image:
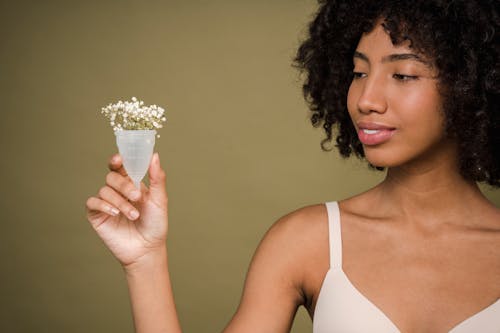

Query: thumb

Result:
[148,152,167,202]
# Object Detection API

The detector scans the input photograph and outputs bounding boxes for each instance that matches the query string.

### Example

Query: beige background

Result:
[0,1,498,332]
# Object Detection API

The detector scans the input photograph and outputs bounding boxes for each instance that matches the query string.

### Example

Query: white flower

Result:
[101,97,167,133]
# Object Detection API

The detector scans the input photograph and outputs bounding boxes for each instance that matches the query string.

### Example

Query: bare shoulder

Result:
[223,204,330,332]
[264,203,328,244]
[262,204,329,267]
[262,204,331,313]
[253,203,330,297]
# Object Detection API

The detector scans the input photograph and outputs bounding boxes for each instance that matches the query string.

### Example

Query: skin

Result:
[85,23,500,333]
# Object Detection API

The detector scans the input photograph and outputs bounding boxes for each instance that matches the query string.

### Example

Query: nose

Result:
[356,74,387,114]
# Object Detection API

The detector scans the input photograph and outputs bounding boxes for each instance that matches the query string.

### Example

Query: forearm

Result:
[125,246,182,333]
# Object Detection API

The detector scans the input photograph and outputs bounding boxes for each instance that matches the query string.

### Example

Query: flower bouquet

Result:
[101,97,166,189]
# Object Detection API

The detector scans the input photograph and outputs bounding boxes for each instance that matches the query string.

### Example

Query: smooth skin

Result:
[86,24,500,333]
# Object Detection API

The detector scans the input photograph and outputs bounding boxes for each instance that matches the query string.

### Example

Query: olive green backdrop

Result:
[0,1,498,332]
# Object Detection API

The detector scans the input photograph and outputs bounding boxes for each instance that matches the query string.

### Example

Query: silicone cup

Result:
[115,130,156,189]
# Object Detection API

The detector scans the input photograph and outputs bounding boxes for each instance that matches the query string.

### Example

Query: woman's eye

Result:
[352,72,366,79]
[393,73,418,81]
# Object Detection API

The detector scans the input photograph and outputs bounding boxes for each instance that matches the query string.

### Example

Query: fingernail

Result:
[109,207,120,216]
[130,190,141,201]
[129,210,139,219]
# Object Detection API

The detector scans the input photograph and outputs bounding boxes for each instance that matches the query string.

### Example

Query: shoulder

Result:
[223,204,331,331]
[253,203,331,300]
[251,203,330,279]
[266,203,328,238]
[259,204,329,257]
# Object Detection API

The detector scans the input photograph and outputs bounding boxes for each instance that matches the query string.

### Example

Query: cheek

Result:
[393,85,443,124]
[346,83,358,119]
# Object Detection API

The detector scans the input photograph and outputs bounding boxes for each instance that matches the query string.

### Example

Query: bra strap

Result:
[325,201,342,270]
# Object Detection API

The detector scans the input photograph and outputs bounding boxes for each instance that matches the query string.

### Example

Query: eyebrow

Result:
[353,51,431,66]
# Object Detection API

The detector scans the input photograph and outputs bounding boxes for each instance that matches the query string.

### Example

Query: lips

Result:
[356,121,396,145]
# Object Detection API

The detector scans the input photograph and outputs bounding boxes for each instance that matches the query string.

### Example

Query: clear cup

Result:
[115,130,156,189]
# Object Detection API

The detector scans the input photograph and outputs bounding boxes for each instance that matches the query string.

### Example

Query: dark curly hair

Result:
[294,0,499,187]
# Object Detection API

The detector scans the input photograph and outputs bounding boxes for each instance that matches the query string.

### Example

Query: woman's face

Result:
[347,23,448,168]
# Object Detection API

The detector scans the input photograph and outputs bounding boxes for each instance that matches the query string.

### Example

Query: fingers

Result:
[106,171,142,202]
[86,154,149,223]
[86,196,120,217]
[99,153,167,218]
[108,154,127,176]
[147,153,168,203]
[85,171,141,222]
[97,186,140,220]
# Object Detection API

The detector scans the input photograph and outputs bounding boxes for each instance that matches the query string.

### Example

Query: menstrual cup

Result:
[115,130,156,189]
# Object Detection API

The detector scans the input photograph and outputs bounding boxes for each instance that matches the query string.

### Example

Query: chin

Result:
[362,147,409,168]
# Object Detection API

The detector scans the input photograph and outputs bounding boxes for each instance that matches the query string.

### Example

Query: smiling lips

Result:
[357,122,396,145]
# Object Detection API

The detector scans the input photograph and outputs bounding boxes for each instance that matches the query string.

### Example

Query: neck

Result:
[374,143,487,228]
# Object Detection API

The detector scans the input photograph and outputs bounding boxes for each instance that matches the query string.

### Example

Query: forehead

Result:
[356,23,412,57]
[354,23,435,70]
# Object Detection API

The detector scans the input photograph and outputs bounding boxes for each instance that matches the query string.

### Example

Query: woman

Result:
[85,0,499,332]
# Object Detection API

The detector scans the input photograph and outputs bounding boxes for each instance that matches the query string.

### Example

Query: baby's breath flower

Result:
[101,97,167,137]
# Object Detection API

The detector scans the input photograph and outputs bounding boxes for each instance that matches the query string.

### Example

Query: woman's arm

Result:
[222,211,310,333]
[123,211,307,333]
[86,153,178,332]
[124,246,181,333]
[86,153,308,333]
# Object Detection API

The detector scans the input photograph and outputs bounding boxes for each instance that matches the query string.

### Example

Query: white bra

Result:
[313,201,500,333]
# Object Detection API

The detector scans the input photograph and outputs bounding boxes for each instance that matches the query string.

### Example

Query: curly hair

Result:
[294,0,499,186]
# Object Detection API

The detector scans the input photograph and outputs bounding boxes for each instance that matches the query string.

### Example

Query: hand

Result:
[85,152,168,269]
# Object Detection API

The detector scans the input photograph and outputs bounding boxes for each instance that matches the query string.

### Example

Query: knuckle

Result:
[108,154,119,168]
[86,197,94,208]
[124,178,135,191]
[98,186,108,198]
[118,201,133,214]
[107,172,128,191]
[109,172,129,191]
[105,172,115,185]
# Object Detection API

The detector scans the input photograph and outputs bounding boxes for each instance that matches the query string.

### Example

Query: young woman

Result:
[86,1,499,332]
